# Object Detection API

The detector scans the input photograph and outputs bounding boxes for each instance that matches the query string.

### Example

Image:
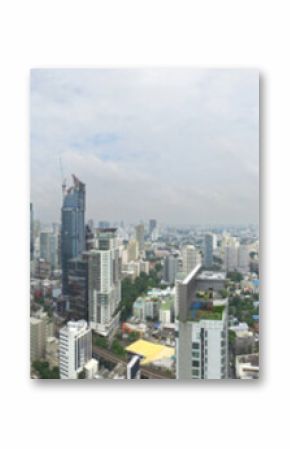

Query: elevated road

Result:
[92,345,174,380]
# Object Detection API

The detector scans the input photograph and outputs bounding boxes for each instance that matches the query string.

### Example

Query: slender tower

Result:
[61,175,86,294]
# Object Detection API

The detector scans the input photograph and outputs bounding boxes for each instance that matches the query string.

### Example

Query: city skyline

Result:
[31,68,259,225]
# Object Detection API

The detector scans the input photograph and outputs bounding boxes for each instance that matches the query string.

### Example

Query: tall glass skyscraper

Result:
[61,175,86,294]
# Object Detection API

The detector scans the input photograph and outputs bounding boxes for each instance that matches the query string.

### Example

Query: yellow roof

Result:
[125,339,175,365]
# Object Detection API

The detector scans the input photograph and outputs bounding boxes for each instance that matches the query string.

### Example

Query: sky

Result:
[30,68,259,226]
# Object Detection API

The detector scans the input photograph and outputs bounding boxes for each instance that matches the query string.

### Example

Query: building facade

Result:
[163,254,178,284]
[61,175,86,294]
[67,254,89,321]
[182,245,201,275]
[175,266,228,380]
[204,233,214,268]
[135,224,145,253]
[59,320,92,379]
[88,228,122,336]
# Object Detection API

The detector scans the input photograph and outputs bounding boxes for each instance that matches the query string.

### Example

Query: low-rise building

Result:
[235,353,259,379]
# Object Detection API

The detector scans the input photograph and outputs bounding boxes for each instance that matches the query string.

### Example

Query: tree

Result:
[227,271,244,282]
[32,360,60,379]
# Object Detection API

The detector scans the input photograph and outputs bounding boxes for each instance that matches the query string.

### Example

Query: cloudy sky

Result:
[30,68,259,225]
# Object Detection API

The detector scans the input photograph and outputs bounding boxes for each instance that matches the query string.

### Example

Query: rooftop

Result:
[125,339,174,365]
[189,304,225,321]
[197,271,227,281]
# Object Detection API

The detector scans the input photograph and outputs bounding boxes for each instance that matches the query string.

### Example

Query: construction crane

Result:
[59,156,66,197]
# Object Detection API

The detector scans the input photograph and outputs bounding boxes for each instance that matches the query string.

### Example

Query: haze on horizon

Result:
[30,68,259,226]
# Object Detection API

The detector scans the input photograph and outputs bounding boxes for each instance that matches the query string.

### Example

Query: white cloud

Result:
[31,68,259,225]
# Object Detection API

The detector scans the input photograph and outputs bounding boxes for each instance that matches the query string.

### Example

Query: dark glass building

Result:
[61,175,86,294]
[67,254,89,321]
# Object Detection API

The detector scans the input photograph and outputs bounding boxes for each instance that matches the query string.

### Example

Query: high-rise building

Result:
[175,266,228,380]
[67,254,89,321]
[182,245,201,275]
[40,231,50,261]
[39,230,59,269]
[88,228,121,336]
[61,175,85,294]
[163,254,178,284]
[135,224,145,253]
[49,232,59,270]
[238,245,249,273]
[127,239,139,262]
[223,241,239,272]
[59,320,92,379]
[30,203,34,261]
[30,316,46,362]
[149,219,157,235]
[203,233,214,268]
[98,221,110,229]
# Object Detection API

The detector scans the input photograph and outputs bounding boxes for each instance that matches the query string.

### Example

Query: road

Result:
[92,345,174,380]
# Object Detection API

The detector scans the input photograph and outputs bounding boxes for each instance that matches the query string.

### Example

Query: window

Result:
[192,342,199,350]
[192,360,200,368]
[192,369,199,377]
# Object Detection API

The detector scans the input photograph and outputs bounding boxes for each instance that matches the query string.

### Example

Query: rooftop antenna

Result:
[59,156,66,197]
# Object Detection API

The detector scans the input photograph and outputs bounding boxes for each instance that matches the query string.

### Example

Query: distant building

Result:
[135,224,145,253]
[30,316,46,361]
[149,219,157,235]
[203,233,214,268]
[40,231,50,261]
[223,242,239,272]
[182,245,201,275]
[46,337,59,368]
[61,175,86,295]
[88,228,122,336]
[84,359,99,379]
[67,254,89,321]
[140,260,150,275]
[59,320,92,379]
[132,296,159,321]
[98,221,110,229]
[163,254,178,284]
[127,239,139,262]
[238,245,249,273]
[235,353,259,379]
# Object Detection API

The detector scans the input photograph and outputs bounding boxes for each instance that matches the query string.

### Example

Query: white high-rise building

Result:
[88,228,121,336]
[176,266,228,380]
[182,245,201,275]
[163,254,178,284]
[223,241,239,272]
[135,224,145,253]
[30,316,46,362]
[176,301,228,379]
[127,239,139,262]
[238,245,249,273]
[59,320,92,379]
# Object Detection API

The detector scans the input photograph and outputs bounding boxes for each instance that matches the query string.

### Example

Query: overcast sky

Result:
[30,68,259,226]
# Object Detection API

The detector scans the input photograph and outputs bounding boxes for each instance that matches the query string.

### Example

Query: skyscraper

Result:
[175,266,228,379]
[30,316,46,362]
[61,175,86,294]
[182,245,201,275]
[59,320,92,379]
[203,233,214,268]
[149,219,157,235]
[88,228,122,336]
[135,224,145,253]
[163,254,178,284]
[67,254,89,321]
